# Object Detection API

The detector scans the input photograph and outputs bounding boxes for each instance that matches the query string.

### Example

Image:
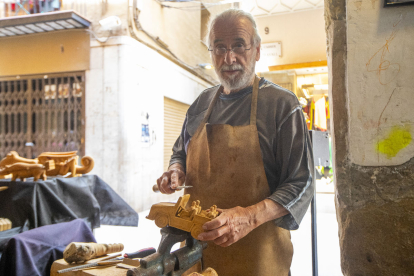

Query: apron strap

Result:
[193,75,261,138]
[193,85,223,139]
[250,75,260,126]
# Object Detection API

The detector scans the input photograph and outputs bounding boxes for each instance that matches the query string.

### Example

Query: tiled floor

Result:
[94,180,342,276]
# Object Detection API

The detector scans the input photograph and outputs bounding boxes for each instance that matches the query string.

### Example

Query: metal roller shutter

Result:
[164,97,189,172]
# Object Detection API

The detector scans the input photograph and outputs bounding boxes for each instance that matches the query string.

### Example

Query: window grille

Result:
[0,72,85,159]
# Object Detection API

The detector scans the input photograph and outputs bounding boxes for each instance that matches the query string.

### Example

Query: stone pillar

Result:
[325,0,414,275]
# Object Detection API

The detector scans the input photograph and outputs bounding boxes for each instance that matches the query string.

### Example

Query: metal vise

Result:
[127,226,207,276]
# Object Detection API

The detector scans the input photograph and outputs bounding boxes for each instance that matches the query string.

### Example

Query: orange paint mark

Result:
[366,17,402,85]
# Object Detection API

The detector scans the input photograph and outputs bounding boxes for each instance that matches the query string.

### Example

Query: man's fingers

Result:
[170,171,178,189]
[203,216,227,230]
[160,175,174,194]
[219,237,235,247]
[199,225,229,241]
[213,235,228,246]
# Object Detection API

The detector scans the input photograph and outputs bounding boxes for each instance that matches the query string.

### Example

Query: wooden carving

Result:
[0,218,12,232]
[188,268,219,276]
[63,242,124,264]
[0,162,54,181]
[146,194,220,239]
[0,151,55,181]
[0,151,94,181]
[0,151,37,167]
[0,151,38,180]
[38,152,94,177]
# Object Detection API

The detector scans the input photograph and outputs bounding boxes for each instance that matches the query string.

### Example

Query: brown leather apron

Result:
[185,76,293,276]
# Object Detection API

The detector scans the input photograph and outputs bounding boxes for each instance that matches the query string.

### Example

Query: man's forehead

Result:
[210,18,253,44]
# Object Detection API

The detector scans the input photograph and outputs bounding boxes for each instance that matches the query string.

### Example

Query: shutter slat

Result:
[164,97,189,171]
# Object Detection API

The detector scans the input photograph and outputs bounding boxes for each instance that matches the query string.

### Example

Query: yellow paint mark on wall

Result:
[376,126,412,159]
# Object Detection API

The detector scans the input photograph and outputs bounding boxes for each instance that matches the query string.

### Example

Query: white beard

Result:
[216,53,256,92]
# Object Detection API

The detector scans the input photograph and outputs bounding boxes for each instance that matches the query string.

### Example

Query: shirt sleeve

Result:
[169,116,188,171]
[268,106,315,230]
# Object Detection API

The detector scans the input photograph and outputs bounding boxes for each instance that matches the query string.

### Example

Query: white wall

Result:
[86,36,210,211]
[255,9,327,67]
[347,0,414,166]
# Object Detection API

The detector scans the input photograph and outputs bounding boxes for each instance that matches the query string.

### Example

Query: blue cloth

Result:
[0,219,96,276]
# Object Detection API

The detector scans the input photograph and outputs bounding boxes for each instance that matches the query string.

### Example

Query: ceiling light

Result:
[0,28,16,36]
[5,26,25,35]
[67,19,83,28]
[56,20,75,29]
[25,24,44,32]
[46,22,64,30]
[35,23,54,31]
[197,63,214,70]
[15,25,34,33]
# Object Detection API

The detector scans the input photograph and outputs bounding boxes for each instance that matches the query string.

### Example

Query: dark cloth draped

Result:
[0,174,138,230]
[0,219,96,276]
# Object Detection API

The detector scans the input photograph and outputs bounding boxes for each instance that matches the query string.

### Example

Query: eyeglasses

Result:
[208,44,251,56]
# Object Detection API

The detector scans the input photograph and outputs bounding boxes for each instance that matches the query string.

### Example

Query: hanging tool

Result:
[152,184,192,193]
[57,247,156,274]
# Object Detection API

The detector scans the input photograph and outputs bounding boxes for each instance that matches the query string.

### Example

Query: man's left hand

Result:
[197,206,256,247]
[196,199,289,247]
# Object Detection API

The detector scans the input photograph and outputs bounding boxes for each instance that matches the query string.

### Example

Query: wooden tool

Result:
[57,254,122,274]
[152,184,192,193]
[63,242,124,264]
[57,247,156,274]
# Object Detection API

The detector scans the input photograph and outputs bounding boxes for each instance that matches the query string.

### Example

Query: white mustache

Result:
[221,64,243,71]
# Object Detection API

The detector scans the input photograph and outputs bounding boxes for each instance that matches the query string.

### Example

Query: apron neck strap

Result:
[193,76,261,138]
[250,75,260,126]
[193,85,223,139]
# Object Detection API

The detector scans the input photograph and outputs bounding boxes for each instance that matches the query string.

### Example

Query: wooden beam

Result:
[268,60,328,71]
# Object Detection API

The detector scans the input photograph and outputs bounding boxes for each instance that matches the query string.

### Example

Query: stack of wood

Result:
[0,151,94,181]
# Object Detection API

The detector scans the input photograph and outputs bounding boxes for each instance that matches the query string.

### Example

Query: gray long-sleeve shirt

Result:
[170,78,314,230]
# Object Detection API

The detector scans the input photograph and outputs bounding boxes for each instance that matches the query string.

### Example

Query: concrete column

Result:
[325,0,414,275]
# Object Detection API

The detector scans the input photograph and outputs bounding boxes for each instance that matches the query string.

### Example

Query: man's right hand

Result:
[156,163,186,194]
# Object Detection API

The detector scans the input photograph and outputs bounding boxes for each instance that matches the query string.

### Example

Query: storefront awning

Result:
[0,10,90,37]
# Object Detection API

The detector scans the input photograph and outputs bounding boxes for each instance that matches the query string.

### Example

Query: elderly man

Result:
[156,9,314,276]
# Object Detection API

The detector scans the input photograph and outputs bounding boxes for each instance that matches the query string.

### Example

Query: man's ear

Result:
[255,43,261,61]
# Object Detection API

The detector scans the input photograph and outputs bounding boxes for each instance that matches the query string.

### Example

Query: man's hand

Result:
[197,199,289,247]
[156,163,186,194]
[197,206,256,247]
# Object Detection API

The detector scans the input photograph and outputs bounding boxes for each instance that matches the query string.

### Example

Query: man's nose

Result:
[224,49,236,65]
